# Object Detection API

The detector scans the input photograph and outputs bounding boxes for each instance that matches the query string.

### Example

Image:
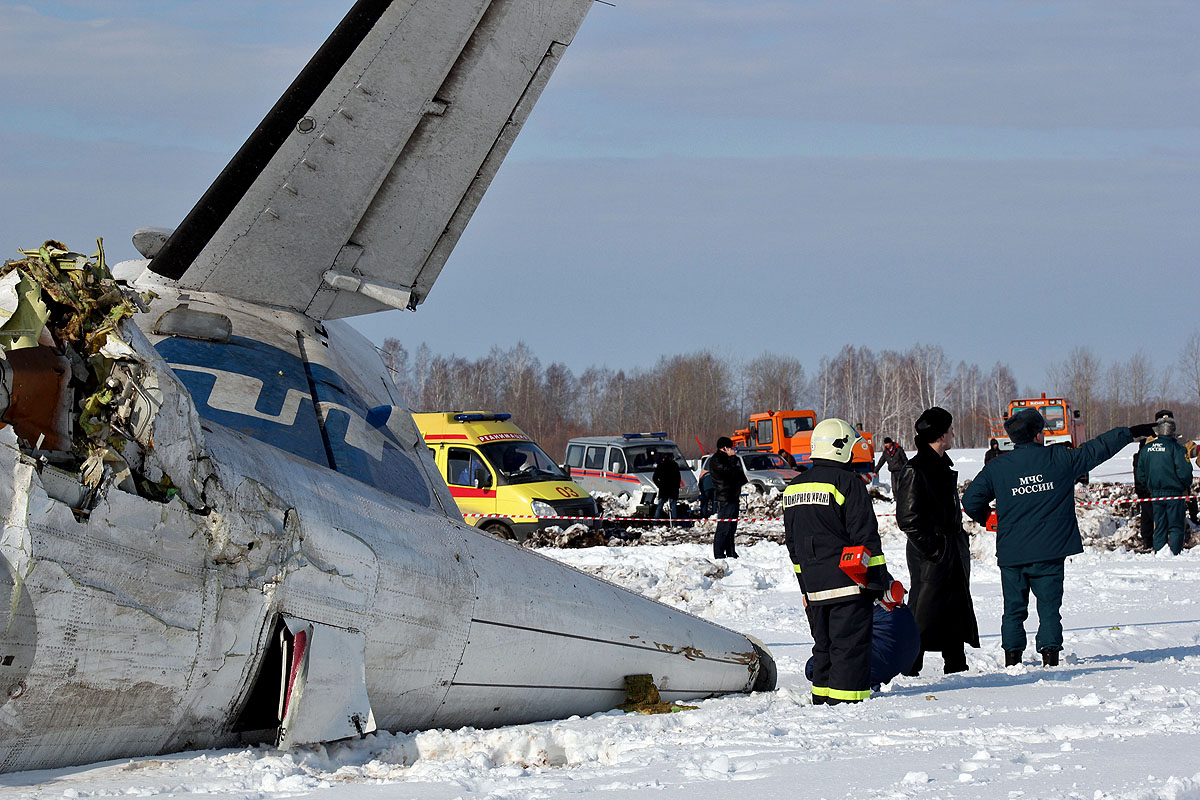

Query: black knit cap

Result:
[716,436,733,450]
[1155,409,1174,420]
[914,406,953,444]
[1004,408,1045,444]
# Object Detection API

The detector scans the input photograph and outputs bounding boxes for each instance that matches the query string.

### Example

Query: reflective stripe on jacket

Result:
[784,459,890,605]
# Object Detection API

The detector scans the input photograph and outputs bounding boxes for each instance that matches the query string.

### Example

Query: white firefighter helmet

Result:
[810,418,861,463]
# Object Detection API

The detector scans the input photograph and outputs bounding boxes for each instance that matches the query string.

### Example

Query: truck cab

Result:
[732,409,875,476]
[989,394,1085,451]
[414,412,596,541]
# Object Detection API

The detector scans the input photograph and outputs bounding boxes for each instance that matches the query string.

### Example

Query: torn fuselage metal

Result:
[0,258,774,773]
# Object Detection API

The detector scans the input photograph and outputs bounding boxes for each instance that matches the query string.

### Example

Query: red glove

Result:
[880,580,905,611]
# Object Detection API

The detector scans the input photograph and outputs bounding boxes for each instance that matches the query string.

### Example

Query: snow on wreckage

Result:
[0,0,775,776]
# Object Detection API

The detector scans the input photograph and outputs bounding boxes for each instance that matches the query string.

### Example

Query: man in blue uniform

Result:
[962,409,1153,666]
[1135,410,1195,555]
[784,418,896,703]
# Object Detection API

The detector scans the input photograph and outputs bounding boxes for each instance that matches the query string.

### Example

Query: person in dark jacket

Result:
[709,437,747,558]
[1134,411,1194,555]
[651,453,682,522]
[984,439,1002,465]
[697,469,715,517]
[962,409,1151,666]
[893,407,979,675]
[784,418,897,704]
[874,437,909,483]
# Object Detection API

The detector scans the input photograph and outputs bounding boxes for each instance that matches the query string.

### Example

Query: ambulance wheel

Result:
[482,521,515,540]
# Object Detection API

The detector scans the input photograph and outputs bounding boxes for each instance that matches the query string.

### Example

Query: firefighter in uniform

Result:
[962,409,1152,666]
[784,418,897,704]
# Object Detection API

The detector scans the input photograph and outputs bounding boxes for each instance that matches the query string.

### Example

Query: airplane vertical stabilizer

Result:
[148,0,592,319]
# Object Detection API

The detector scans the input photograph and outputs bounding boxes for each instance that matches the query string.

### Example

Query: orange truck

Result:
[731,409,876,476]
[988,393,1086,451]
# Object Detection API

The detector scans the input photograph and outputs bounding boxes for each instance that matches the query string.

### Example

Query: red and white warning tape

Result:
[459,493,1200,524]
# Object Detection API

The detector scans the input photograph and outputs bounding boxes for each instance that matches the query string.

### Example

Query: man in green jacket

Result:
[962,409,1153,667]
[1134,410,1195,555]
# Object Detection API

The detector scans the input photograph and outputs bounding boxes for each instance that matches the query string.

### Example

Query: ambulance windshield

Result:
[481,441,567,484]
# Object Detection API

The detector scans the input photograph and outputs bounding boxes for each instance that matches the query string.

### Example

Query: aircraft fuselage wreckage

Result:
[0,0,775,774]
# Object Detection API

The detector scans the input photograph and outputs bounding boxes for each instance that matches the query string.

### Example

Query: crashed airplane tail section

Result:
[0,0,778,776]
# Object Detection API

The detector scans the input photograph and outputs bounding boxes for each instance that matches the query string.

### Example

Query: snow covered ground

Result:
[4,445,1199,800]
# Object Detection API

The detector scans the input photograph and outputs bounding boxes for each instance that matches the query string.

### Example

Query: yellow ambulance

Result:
[413,412,598,541]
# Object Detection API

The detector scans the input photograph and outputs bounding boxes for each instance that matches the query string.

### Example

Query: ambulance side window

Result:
[447,447,485,486]
[609,449,627,473]
[566,444,584,468]
[585,446,605,470]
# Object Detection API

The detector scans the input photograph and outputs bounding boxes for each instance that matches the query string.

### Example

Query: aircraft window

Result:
[565,444,585,468]
[1041,405,1066,431]
[782,416,814,437]
[610,449,627,473]
[447,447,488,487]
[584,446,605,470]
[756,420,773,445]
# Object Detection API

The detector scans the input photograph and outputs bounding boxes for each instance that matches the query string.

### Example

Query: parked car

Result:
[696,447,800,494]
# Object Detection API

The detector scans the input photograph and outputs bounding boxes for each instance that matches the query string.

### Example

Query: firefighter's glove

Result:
[880,580,905,611]
[1129,423,1156,439]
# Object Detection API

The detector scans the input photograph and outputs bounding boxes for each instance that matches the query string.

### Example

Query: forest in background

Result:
[380,334,1200,461]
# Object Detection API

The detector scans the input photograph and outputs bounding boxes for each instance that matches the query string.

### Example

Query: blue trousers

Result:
[1000,559,1065,653]
[1151,498,1187,555]
[653,497,678,521]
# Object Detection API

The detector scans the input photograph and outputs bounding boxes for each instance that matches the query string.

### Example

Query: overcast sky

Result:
[2,1,1197,390]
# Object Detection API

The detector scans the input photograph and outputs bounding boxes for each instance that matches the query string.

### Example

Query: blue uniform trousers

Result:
[1151,498,1187,555]
[1000,559,1065,653]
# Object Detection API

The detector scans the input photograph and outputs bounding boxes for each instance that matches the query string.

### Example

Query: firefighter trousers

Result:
[805,594,874,704]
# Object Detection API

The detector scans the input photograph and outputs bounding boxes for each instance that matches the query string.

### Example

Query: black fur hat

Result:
[914,407,953,444]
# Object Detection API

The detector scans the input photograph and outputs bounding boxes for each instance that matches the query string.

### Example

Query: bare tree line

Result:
[380,335,1200,460]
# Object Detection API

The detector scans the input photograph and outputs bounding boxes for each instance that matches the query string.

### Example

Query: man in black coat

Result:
[893,407,979,675]
[709,437,747,558]
[963,409,1151,666]
[651,453,682,522]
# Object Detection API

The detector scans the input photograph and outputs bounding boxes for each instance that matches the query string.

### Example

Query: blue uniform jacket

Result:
[962,427,1133,567]
[1134,436,1194,497]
